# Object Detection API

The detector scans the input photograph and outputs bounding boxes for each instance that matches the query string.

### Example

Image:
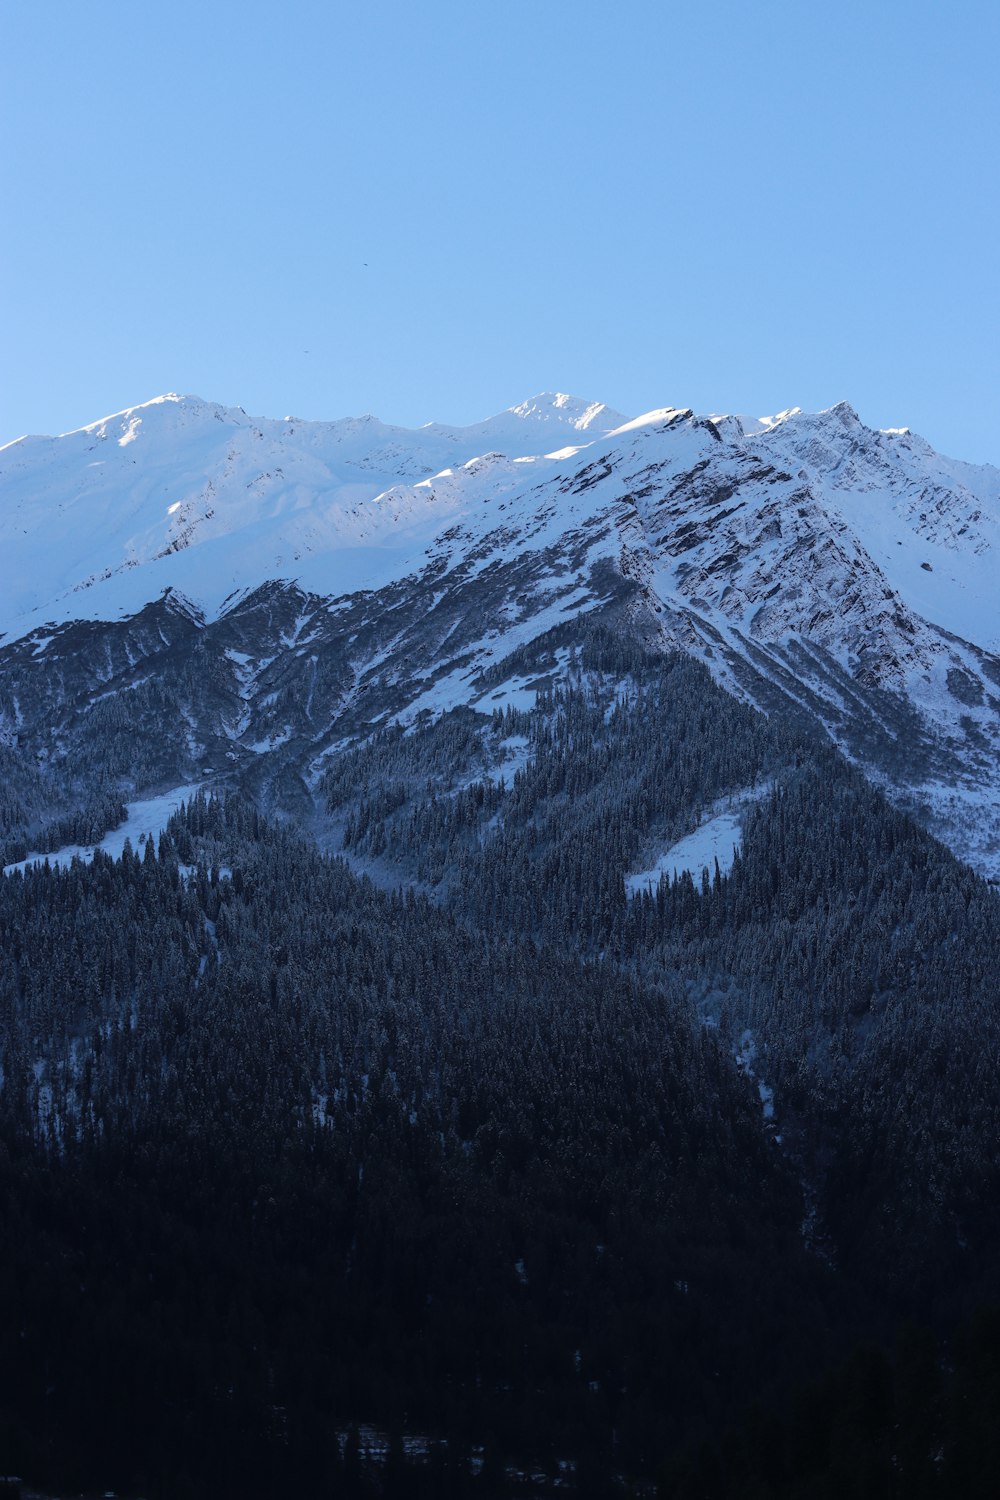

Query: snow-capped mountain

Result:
[3,390,1000,876]
[0,391,627,635]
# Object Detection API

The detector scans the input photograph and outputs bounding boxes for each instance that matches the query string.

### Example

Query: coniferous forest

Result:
[2,627,1000,1496]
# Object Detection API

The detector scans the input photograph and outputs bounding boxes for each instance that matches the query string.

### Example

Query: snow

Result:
[740,404,1000,652]
[626,811,744,895]
[735,1030,777,1127]
[474,679,540,714]
[4,386,1000,878]
[607,406,691,437]
[507,392,625,431]
[0,390,622,643]
[245,728,293,753]
[625,784,770,896]
[454,732,537,791]
[5,389,998,672]
[3,784,202,875]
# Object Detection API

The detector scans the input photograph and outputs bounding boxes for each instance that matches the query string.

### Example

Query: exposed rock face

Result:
[3,392,999,876]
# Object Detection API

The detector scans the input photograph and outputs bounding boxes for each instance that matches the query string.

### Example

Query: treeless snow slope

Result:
[0,391,627,641]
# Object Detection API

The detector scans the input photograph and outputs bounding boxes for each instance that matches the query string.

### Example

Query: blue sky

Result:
[3,0,998,462]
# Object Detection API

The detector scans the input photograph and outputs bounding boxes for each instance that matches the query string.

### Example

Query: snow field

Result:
[3,784,202,876]
[624,783,771,897]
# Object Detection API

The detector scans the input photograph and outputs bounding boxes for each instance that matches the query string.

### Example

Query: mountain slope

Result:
[4,391,1000,1496]
[0,391,626,634]
[2,390,1000,878]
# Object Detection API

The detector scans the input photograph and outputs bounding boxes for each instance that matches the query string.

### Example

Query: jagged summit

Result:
[505,392,628,432]
[3,384,1000,876]
[2,388,997,646]
[715,401,864,440]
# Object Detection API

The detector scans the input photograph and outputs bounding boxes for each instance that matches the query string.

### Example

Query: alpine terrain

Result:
[1,391,1000,1498]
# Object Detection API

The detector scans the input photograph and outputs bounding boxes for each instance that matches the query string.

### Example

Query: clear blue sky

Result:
[3,0,998,462]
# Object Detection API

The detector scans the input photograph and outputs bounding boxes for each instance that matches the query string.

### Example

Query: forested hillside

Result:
[2,628,1000,1496]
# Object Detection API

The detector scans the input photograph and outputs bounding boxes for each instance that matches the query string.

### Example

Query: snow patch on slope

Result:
[625,784,771,896]
[3,785,202,875]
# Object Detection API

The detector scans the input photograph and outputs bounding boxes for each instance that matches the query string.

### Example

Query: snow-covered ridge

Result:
[4,388,997,652]
[3,386,1000,880]
[0,390,631,640]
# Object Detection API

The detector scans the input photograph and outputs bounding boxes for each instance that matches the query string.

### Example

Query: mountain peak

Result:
[505,392,628,432]
[824,399,861,426]
[65,393,211,436]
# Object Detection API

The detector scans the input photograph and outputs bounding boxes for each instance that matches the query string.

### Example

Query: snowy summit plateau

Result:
[3,388,1000,878]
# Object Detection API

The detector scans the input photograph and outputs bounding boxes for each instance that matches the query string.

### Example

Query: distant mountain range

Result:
[3,389,999,878]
